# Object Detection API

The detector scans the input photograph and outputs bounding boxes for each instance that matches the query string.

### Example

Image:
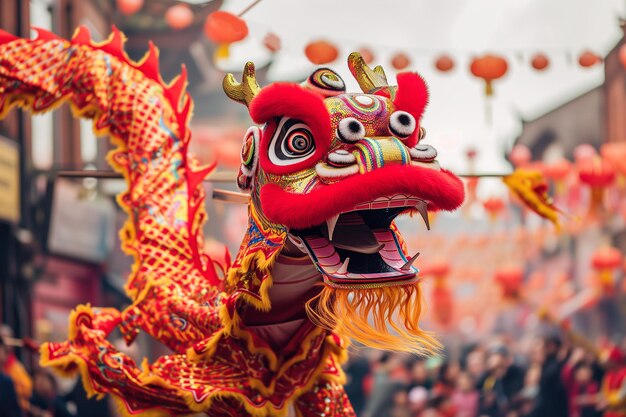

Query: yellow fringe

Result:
[305,282,440,356]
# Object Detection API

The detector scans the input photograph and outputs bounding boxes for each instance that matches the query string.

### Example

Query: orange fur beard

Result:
[305,282,440,356]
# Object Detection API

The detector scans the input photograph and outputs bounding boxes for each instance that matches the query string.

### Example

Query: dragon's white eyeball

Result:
[336,117,366,143]
[389,111,416,139]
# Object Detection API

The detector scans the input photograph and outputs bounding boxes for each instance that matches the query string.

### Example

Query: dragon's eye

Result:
[336,117,365,143]
[389,111,416,139]
[268,117,316,166]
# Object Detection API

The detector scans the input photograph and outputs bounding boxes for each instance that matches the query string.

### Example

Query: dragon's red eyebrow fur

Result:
[249,83,332,174]
[260,165,465,229]
[393,72,429,148]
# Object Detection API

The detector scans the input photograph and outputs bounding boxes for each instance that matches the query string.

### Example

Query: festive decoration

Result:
[531,53,549,71]
[304,40,339,64]
[601,142,626,178]
[204,10,248,43]
[263,32,281,53]
[509,144,532,168]
[165,4,194,30]
[391,53,411,70]
[469,54,508,96]
[543,158,571,194]
[574,144,597,163]
[357,48,374,64]
[578,158,615,218]
[425,262,453,327]
[591,246,622,294]
[0,30,466,415]
[435,55,454,72]
[116,0,143,16]
[483,197,506,221]
[578,50,601,68]
[494,266,524,300]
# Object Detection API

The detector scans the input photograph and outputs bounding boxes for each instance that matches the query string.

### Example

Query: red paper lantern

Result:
[470,54,508,96]
[263,32,281,53]
[305,40,339,65]
[117,0,143,16]
[358,48,374,64]
[578,158,616,218]
[165,4,194,30]
[574,144,597,163]
[204,11,248,44]
[531,53,549,71]
[483,197,506,221]
[543,158,571,182]
[494,266,524,300]
[591,246,622,294]
[578,51,601,68]
[435,55,455,72]
[391,53,411,70]
[619,44,626,70]
[509,144,531,168]
[601,142,626,176]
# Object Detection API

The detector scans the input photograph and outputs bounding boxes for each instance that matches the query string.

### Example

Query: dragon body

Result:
[0,27,464,416]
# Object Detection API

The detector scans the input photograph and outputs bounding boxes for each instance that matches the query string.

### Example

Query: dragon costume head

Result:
[225,53,465,354]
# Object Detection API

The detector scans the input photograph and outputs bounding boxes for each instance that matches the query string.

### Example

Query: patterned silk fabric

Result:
[0,27,353,416]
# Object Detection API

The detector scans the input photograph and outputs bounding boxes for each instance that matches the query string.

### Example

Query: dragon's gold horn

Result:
[223,61,261,107]
[348,52,389,93]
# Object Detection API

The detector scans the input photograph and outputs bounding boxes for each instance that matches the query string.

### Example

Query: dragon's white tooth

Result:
[400,252,420,271]
[336,257,350,274]
[416,201,430,231]
[326,214,340,241]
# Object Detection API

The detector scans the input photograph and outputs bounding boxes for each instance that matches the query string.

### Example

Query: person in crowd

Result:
[532,336,569,417]
[478,345,525,416]
[362,353,407,417]
[561,347,601,417]
[390,386,412,417]
[28,369,72,417]
[451,371,479,417]
[408,359,433,391]
[0,336,23,417]
[0,326,32,415]
[598,346,626,417]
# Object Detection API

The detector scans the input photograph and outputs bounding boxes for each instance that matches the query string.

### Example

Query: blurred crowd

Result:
[1,323,626,417]
[344,332,626,417]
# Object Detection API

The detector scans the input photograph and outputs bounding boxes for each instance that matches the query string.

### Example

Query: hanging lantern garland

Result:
[591,246,622,295]
[117,0,143,16]
[509,144,532,169]
[263,32,281,53]
[204,11,249,59]
[578,158,616,219]
[391,53,411,70]
[470,54,508,123]
[165,4,194,30]
[305,40,339,65]
[578,50,602,68]
[435,55,455,72]
[357,48,375,64]
[531,53,550,71]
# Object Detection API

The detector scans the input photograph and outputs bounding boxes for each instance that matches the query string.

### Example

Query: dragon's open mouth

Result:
[290,194,428,288]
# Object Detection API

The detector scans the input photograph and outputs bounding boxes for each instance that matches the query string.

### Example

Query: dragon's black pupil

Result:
[398,114,411,125]
[348,120,361,133]
[293,136,308,150]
